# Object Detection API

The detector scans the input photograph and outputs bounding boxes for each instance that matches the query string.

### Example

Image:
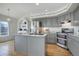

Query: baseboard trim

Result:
[0,39,14,43]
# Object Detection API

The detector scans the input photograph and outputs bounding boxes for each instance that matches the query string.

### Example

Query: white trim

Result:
[0,21,9,37]
[57,37,67,40]
[30,3,78,19]
[57,43,67,49]
[31,4,71,16]
[18,3,78,21]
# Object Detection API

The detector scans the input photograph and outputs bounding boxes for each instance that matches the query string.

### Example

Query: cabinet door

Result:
[41,19,47,27]
[28,36,45,56]
[15,36,28,55]
[67,36,72,50]
[67,36,79,56]
[72,10,79,26]
[46,33,57,43]
[46,17,60,27]
[71,38,79,56]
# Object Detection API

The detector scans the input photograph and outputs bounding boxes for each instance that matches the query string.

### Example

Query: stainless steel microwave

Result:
[62,28,74,33]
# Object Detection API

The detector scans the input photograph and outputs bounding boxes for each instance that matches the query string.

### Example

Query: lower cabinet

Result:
[15,35,28,55]
[46,33,57,43]
[28,36,45,56]
[67,35,79,56]
[15,35,46,56]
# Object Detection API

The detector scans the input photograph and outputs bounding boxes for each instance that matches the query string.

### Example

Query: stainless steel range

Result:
[57,28,74,49]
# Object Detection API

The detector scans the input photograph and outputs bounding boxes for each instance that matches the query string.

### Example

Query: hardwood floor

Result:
[46,44,72,56]
[0,40,14,56]
[0,40,72,56]
[0,40,25,56]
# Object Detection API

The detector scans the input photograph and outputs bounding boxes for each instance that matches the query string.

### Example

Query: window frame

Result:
[0,21,9,37]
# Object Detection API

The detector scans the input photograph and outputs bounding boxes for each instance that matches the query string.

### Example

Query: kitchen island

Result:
[15,34,47,56]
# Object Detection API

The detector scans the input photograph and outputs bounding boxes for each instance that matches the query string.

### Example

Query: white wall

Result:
[0,14,18,42]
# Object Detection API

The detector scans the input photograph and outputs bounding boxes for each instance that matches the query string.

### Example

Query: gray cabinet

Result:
[67,35,79,56]
[15,35,28,55]
[28,36,45,56]
[46,17,61,27]
[46,33,57,43]
[36,17,61,27]
[42,20,47,27]
[72,9,79,26]
[15,35,46,56]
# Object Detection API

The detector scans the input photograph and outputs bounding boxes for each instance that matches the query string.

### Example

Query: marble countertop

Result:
[68,34,79,42]
[68,33,79,37]
[16,34,47,37]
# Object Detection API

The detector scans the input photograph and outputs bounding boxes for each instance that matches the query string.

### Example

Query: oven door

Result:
[57,39,67,46]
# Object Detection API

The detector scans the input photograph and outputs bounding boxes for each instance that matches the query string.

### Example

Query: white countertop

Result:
[68,34,79,42]
[16,34,47,37]
[68,33,79,37]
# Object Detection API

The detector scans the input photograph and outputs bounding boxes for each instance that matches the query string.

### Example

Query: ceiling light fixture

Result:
[36,3,39,6]
[44,9,48,14]
[7,8,11,21]
[45,9,48,12]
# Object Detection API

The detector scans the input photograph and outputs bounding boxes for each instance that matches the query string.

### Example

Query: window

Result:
[0,21,9,37]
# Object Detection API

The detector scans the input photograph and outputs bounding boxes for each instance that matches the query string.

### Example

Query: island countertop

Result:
[15,34,47,37]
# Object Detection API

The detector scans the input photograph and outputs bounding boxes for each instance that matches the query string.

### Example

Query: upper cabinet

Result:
[72,8,79,26]
[46,18,55,27]
[34,17,61,27]
[58,13,74,27]
[33,12,74,27]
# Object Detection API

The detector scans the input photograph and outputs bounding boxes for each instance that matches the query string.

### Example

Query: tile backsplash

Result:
[42,26,79,35]
[42,27,61,34]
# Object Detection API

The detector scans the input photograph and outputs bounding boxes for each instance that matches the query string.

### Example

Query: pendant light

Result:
[7,8,11,21]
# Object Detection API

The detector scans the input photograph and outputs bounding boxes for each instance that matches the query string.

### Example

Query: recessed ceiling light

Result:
[7,18,11,21]
[36,3,39,6]
[44,9,48,14]
[45,9,48,12]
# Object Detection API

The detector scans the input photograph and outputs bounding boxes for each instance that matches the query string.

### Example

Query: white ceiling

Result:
[0,3,69,19]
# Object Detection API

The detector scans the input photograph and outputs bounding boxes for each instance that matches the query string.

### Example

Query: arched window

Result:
[0,21,9,37]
